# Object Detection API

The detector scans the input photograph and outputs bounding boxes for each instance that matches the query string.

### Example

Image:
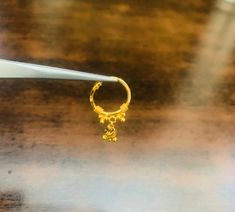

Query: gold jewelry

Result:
[90,77,131,142]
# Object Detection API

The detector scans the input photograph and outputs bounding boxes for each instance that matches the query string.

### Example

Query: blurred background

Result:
[0,0,234,211]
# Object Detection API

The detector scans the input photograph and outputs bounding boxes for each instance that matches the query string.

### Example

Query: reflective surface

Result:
[0,0,235,211]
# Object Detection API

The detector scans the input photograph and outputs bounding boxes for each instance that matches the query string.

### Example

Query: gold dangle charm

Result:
[90,77,131,142]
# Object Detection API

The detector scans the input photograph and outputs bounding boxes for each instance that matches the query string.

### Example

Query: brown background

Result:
[0,0,234,211]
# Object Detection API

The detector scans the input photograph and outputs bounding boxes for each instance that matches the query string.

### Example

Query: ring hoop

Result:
[90,77,131,142]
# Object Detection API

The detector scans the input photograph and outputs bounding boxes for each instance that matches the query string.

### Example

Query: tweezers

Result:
[0,59,117,82]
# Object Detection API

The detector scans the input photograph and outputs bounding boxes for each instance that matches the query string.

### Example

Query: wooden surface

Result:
[0,0,235,211]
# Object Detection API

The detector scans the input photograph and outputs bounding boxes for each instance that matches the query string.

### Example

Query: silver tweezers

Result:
[0,59,117,82]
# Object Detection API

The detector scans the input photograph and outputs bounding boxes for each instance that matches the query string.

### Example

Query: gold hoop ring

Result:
[90,77,131,142]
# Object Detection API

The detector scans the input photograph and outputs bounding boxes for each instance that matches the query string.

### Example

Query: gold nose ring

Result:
[90,77,131,142]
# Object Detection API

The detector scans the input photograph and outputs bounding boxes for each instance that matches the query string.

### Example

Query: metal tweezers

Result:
[0,59,117,82]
